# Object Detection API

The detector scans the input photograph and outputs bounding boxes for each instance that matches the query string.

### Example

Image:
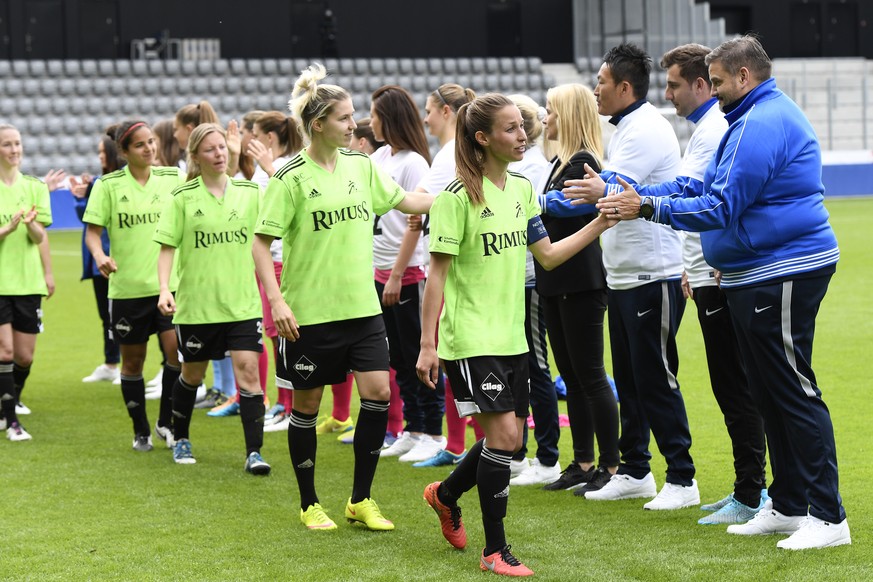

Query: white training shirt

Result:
[677,102,729,288]
[415,139,457,274]
[370,145,430,270]
[252,155,292,262]
[601,103,683,290]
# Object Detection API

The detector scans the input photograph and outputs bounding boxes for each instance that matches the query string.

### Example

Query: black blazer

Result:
[534,151,608,296]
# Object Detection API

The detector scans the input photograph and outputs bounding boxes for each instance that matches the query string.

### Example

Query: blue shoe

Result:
[207,400,240,417]
[698,494,769,525]
[244,451,271,475]
[265,403,285,421]
[412,449,467,467]
[700,493,732,512]
[173,439,196,464]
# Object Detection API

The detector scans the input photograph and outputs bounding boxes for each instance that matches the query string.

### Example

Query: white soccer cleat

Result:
[82,364,121,383]
[509,459,561,486]
[398,434,447,462]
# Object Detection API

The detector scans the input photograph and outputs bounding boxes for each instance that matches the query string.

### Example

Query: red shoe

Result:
[423,481,466,549]
[480,546,534,577]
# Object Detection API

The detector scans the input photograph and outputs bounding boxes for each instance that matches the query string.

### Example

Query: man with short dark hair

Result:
[591,35,850,550]
[548,43,699,510]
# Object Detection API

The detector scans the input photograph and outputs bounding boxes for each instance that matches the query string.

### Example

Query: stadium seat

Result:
[68,96,89,116]
[163,59,181,76]
[154,96,176,117]
[57,78,76,96]
[277,59,295,75]
[498,57,513,74]
[209,77,226,94]
[125,77,143,96]
[192,77,210,95]
[230,59,247,76]
[213,59,230,76]
[262,59,278,76]
[22,79,41,97]
[0,97,15,117]
[109,78,126,97]
[370,59,386,76]
[254,95,275,110]
[12,61,28,77]
[470,57,485,74]
[115,60,132,76]
[196,60,213,76]
[236,94,255,113]
[293,58,309,74]
[247,60,264,76]
[81,60,99,77]
[398,58,413,75]
[23,116,46,136]
[97,60,114,77]
[40,78,59,95]
[338,58,356,75]
[32,97,52,116]
[181,60,198,77]
[257,77,273,94]
[129,59,148,77]
[413,58,428,75]
[427,58,442,74]
[46,59,64,77]
[92,78,110,96]
[0,61,11,77]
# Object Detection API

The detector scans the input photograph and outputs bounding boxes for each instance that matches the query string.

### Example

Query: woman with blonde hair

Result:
[534,83,620,495]
[252,63,433,532]
[155,123,269,472]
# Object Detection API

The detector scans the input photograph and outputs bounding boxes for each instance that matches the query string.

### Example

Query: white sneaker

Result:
[263,415,290,432]
[82,364,120,383]
[144,386,163,400]
[398,435,447,462]
[777,515,851,550]
[6,422,32,441]
[510,458,530,478]
[113,377,121,385]
[379,432,420,457]
[146,368,164,388]
[509,458,562,486]
[643,479,700,510]
[727,508,805,536]
[15,402,31,415]
[585,472,658,500]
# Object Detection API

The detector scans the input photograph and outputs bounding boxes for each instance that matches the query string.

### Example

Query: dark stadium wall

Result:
[0,0,570,62]
[1,0,868,60]
[700,0,871,58]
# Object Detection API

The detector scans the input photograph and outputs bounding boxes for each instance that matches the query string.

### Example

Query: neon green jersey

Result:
[154,177,262,324]
[429,173,540,360]
[0,173,52,296]
[83,165,183,299]
[255,149,405,326]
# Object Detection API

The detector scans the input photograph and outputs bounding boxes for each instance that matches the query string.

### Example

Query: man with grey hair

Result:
[585,35,850,550]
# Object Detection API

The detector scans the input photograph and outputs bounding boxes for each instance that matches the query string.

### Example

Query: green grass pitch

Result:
[5,197,872,580]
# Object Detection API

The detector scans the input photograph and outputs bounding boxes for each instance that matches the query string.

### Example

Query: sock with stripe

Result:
[0,362,18,425]
[159,363,180,429]
[441,438,485,505]
[171,376,199,441]
[12,363,31,403]
[239,390,265,455]
[289,409,319,509]
[478,446,513,556]
[351,398,389,503]
[120,374,149,436]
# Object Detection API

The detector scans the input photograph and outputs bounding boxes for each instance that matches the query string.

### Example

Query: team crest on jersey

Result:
[480,207,495,219]
[194,209,204,217]
[515,202,523,218]
[151,194,161,204]
[347,181,359,196]
[228,209,239,221]
[309,189,321,199]
[294,356,317,380]
[114,318,132,338]
[120,195,129,202]
[479,372,505,401]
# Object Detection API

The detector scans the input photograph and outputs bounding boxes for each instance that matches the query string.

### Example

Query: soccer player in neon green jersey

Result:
[83,120,184,453]
[253,63,433,532]
[416,94,613,577]
[154,123,270,474]
[0,124,52,442]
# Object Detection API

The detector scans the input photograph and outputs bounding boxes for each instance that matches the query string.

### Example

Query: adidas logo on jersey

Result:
[194,209,204,217]
[120,195,129,202]
[309,189,322,199]
[480,206,495,219]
